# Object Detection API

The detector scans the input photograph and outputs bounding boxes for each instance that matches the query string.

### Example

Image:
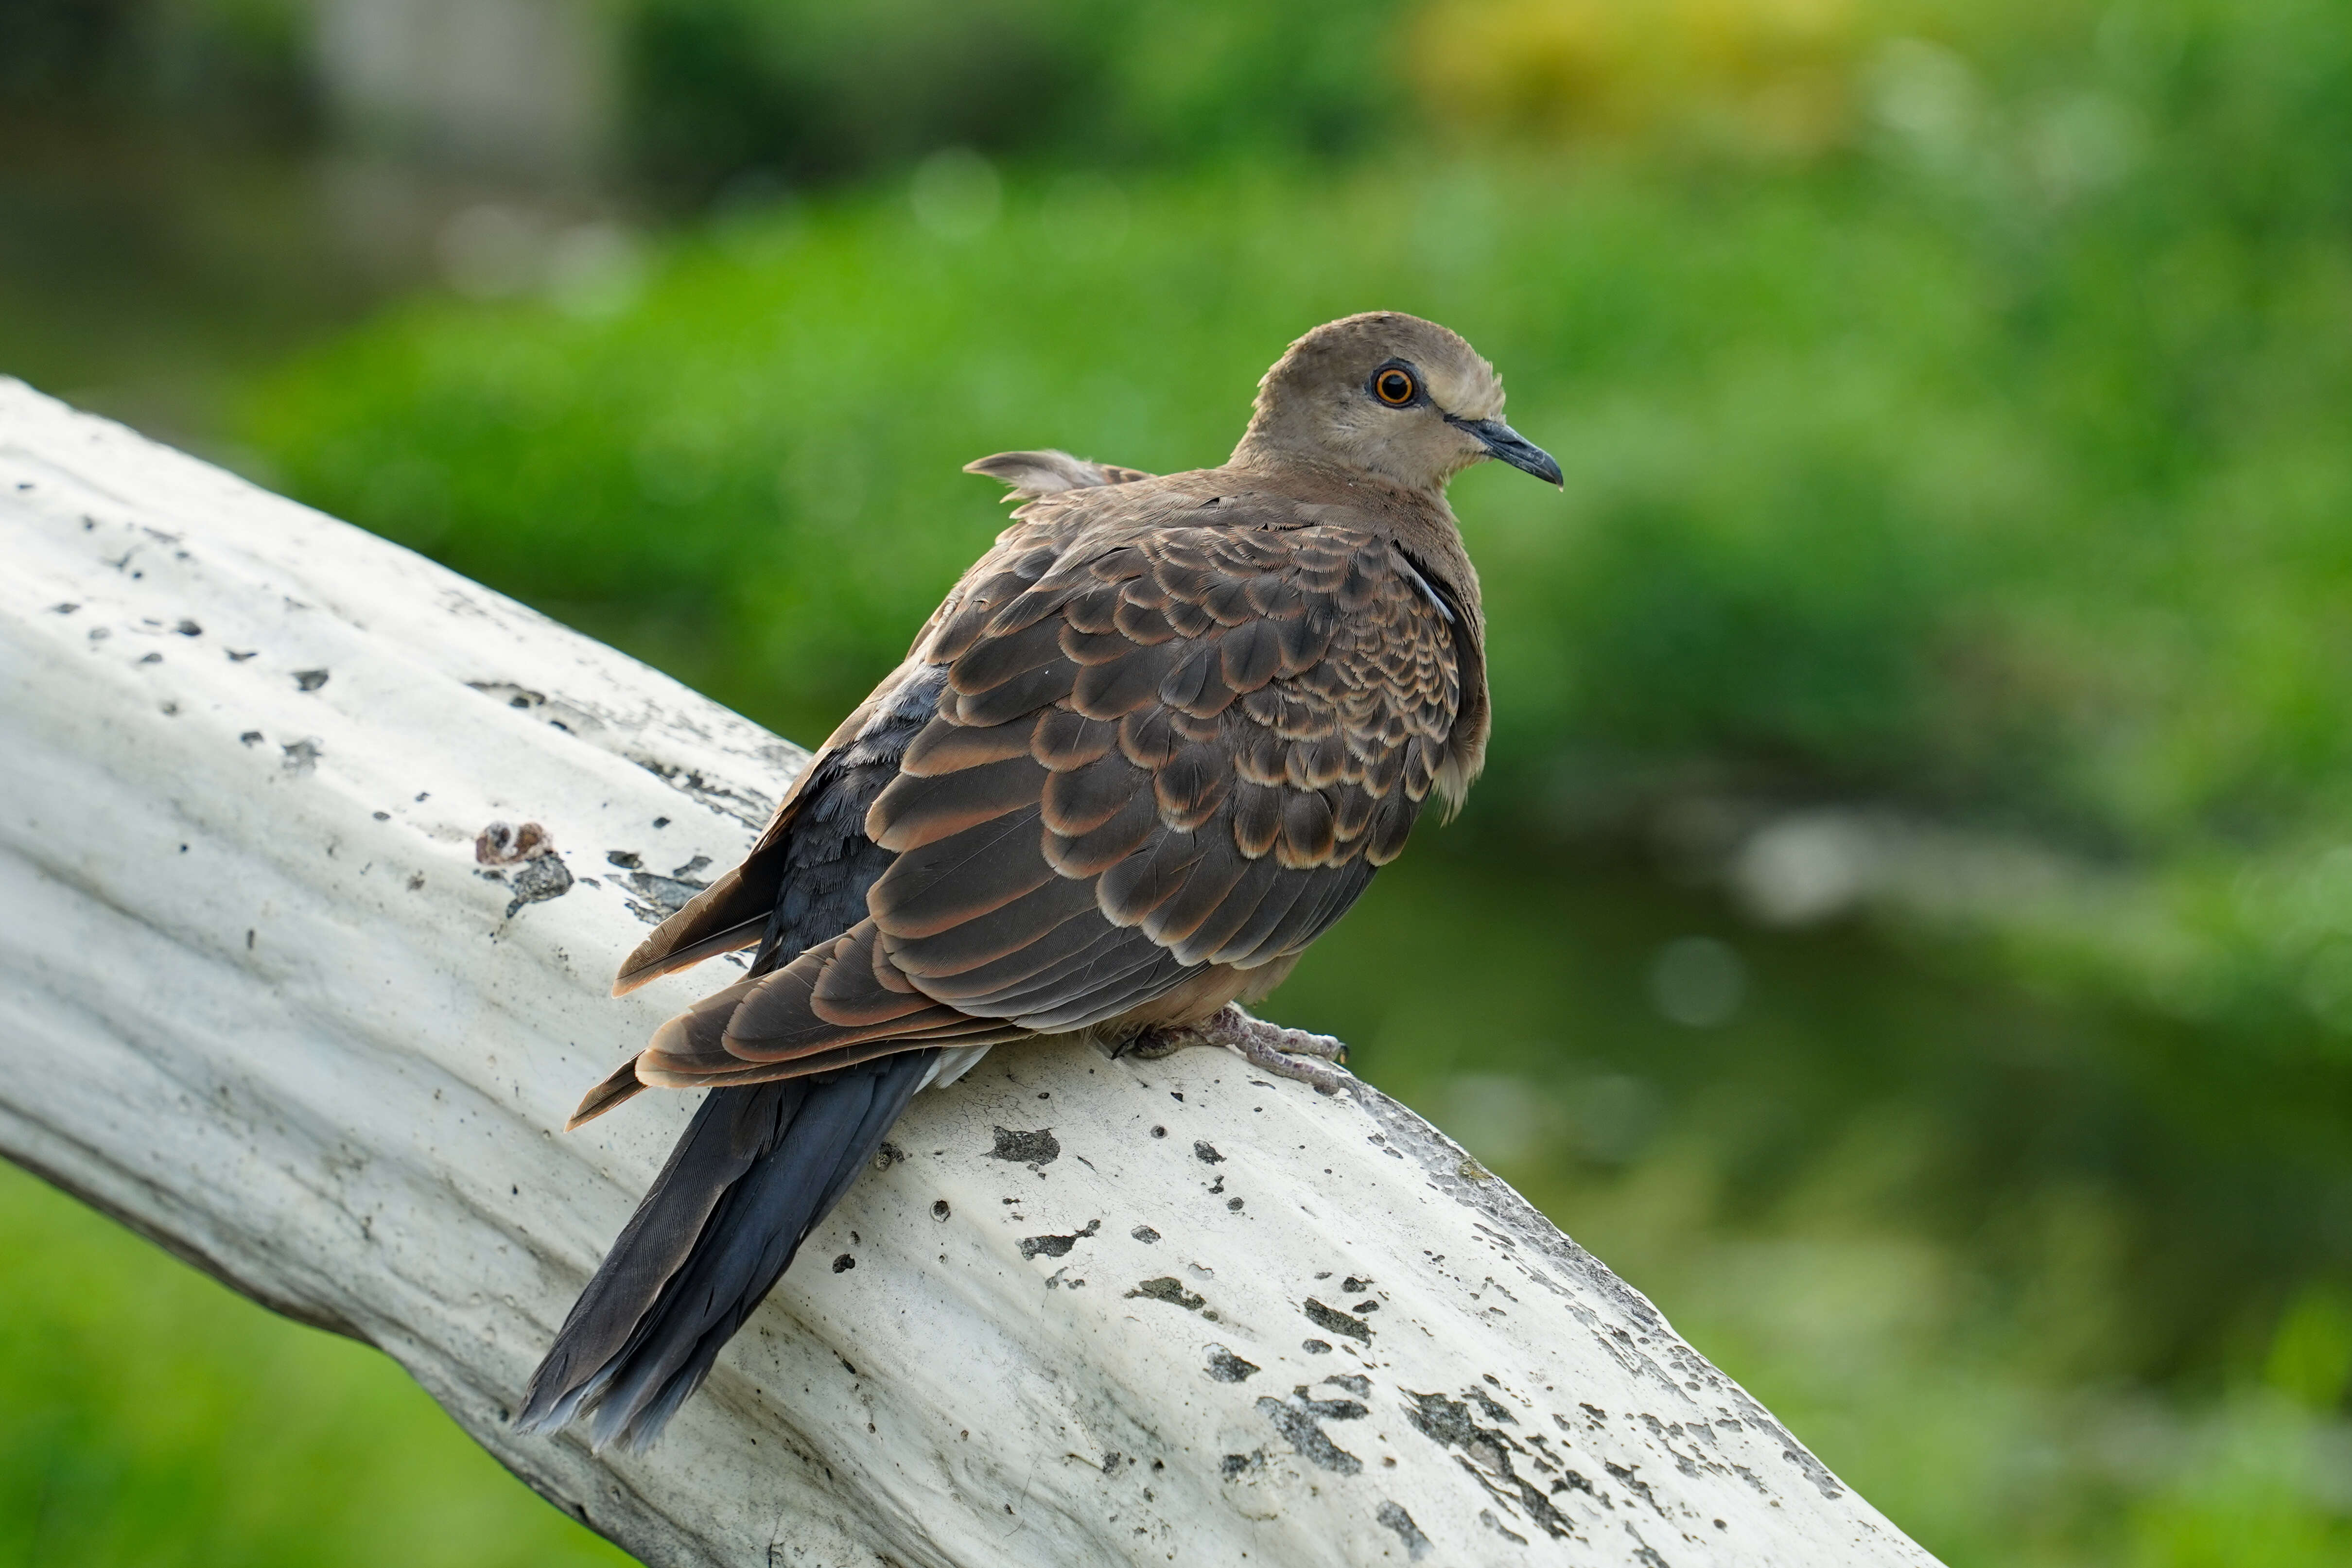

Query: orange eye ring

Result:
[1373,367,1417,406]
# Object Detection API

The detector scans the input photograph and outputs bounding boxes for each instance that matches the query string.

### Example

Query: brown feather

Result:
[810,925,954,1027]
[1072,641,1179,717]
[867,754,1048,853]
[1333,781,1377,841]
[1010,943,1194,1032]
[1367,787,1418,864]
[1201,574,1256,626]
[981,929,1180,1022]
[1170,707,1223,744]
[1278,789,1338,867]
[1111,594,1178,646]
[637,1020,1017,1089]
[1169,853,1288,965]
[1140,830,1252,946]
[566,1058,648,1128]
[1059,626,1135,666]
[1236,724,1289,786]
[982,585,1073,639]
[931,564,1052,662]
[1274,607,1336,677]
[905,903,1132,1006]
[962,449,1156,500]
[1286,732,1348,792]
[1042,786,1158,877]
[1031,706,1118,771]
[1210,866,1320,967]
[1153,743,1231,830]
[879,872,1100,980]
[1162,593,1218,640]
[1153,559,1216,604]
[1097,828,1207,925]
[949,614,1068,694]
[714,939,976,1062]
[1242,572,1303,617]
[643,976,763,1071]
[948,658,1079,727]
[1063,582,1122,634]
[900,714,1039,775]
[1219,619,1285,692]
[1158,642,1237,717]
[1087,544,1152,584]
[1041,754,1147,836]
[868,806,1054,938]
[1118,706,1183,769]
[611,863,776,996]
[1230,780,1284,858]
[1257,857,1376,959]
[609,914,766,997]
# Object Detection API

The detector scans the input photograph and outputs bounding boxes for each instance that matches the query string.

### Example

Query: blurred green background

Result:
[8,0,2352,1563]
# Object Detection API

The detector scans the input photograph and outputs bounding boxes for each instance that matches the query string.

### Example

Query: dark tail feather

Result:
[515,1048,936,1450]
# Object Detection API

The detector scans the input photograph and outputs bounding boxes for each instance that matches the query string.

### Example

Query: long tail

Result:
[515,1048,937,1450]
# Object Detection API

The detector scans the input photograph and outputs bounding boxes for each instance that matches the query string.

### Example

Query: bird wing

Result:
[592,494,1465,1110]
[609,453,1158,997]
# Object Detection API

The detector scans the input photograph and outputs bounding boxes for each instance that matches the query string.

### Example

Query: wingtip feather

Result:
[611,916,765,996]
[566,1059,646,1129]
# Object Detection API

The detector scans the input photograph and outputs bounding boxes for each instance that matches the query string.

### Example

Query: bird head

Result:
[1234,312,1562,494]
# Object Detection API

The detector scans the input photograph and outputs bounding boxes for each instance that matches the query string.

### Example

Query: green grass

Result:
[0,1162,629,1568]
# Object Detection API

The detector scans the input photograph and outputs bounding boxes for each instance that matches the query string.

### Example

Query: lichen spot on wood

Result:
[987,1126,1059,1166]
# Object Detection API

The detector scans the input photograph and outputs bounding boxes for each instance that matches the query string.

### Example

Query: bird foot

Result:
[1120,1005,1355,1096]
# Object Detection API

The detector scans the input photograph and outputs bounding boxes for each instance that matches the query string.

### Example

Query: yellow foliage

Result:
[1406,0,1869,157]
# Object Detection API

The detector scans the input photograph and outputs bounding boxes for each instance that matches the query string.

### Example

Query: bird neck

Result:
[1226,434,1440,504]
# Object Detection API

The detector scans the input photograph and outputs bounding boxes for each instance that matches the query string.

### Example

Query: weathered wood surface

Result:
[0,380,1940,1567]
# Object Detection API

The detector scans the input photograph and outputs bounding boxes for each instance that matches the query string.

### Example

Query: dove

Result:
[516,311,1561,1450]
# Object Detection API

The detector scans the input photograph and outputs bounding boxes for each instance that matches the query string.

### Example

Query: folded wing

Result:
[585,501,1464,1115]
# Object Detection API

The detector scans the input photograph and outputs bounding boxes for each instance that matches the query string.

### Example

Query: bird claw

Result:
[1224,1030,1356,1096]
[1117,1004,1355,1095]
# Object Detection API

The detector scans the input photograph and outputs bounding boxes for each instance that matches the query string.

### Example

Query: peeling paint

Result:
[1303,1298,1372,1344]
[1204,1346,1259,1383]
[1376,1500,1431,1560]
[1019,1220,1099,1261]
[1256,1387,1364,1475]
[1403,1390,1581,1542]
[1125,1277,1207,1313]
[989,1127,1060,1167]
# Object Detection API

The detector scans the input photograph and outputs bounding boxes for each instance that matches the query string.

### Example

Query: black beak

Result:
[1451,417,1562,487]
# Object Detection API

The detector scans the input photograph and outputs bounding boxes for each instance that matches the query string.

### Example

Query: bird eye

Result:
[1373,367,1417,406]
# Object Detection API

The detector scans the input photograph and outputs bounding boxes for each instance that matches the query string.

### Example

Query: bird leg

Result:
[1116,1004,1355,1096]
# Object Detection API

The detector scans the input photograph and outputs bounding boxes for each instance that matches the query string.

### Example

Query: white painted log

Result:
[0,379,1940,1568]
